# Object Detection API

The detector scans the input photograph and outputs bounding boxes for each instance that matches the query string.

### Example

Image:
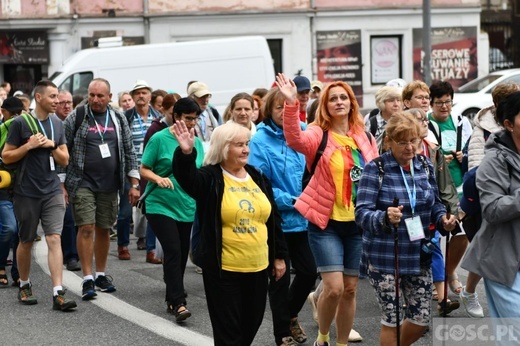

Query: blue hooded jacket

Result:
[249,120,308,233]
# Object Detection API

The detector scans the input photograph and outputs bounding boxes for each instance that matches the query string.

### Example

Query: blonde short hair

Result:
[203,122,251,166]
[375,86,402,110]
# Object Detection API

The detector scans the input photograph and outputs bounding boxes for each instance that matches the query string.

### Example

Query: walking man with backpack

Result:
[2,80,76,311]
[60,78,139,300]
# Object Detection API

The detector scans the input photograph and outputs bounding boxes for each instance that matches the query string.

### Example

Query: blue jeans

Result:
[484,272,520,318]
[484,273,520,345]
[117,181,132,247]
[146,222,156,253]
[0,200,19,280]
[61,203,78,262]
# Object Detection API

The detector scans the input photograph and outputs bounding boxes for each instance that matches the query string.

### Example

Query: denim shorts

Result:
[367,263,432,327]
[308,220,362,276]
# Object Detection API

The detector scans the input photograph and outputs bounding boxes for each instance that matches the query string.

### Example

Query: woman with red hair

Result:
[278,73,378,346]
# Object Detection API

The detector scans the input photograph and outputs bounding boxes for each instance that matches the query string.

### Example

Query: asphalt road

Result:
[1,235,488,346]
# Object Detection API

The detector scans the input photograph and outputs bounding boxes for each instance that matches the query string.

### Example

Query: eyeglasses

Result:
[413,95,430,101]
[433,100,453,107]
[59,101,73,106]
[393,138,421,147]
[183,116,199,123]
[418,118,430,125]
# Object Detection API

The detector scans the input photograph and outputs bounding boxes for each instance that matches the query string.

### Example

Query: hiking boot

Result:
[307,291,318,323]
[82,279,97,300]
[95,275,116,292]
[118,246,131,260]
[438,299,460,317]
[18,283,38,305]
[460,286,484,318]
[349,328,363,342]
[53,290,77,311]
[280,336,299,346]
[289,317,307,343]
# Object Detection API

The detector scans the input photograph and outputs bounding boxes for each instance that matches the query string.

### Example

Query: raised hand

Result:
[275,73,297,105]
[170,120,195,154]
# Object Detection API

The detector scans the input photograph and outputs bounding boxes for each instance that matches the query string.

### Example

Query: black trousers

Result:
[146,214,192,307]
[269,231,317,343]
[203,267,268,346]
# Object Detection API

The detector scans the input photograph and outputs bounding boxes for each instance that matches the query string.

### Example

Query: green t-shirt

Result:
[141,127,204,222]
[428,114,464,187]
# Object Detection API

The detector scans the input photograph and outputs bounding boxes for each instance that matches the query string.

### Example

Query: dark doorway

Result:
[3,64,42,96]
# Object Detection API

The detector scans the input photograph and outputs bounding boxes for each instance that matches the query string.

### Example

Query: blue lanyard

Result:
[133,109,147,137]
[399,161,416,216]
[90,110,109,143]
[37,117,54,142]
[198,112,207,139]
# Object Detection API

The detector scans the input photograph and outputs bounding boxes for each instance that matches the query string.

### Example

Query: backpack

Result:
[368,110,379,137]
[301,130,373,190]
[460,161,512,242]
[0,113,39,190]
[372,154,431,190]
[301,131,328,190]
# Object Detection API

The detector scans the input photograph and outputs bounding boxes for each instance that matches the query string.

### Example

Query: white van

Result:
[49,36,274,112]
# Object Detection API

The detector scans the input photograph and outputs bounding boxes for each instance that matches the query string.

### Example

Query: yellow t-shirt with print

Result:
[221,170,271,272]
[329,132,363,221]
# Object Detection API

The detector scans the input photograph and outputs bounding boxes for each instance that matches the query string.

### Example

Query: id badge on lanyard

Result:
[400,162,424,241]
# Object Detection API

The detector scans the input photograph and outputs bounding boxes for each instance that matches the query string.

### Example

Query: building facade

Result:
[1,0,482,108]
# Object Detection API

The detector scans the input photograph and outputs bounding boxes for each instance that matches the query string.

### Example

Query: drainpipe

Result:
[310,0,317,79]
[423,0,432,85]
[143,0,150,44]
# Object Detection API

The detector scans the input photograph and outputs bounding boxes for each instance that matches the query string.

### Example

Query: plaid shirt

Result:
[355,151,446,276]
[126,106,161,165]
[58,104,139,198]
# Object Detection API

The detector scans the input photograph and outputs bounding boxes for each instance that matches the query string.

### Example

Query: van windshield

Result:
[56,72,93,97]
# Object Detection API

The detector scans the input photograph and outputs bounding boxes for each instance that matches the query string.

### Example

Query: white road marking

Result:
[35,240,213,345]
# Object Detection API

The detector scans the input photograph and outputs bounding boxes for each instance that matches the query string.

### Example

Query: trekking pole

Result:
[443,205,451,317]
[392,197,401,346]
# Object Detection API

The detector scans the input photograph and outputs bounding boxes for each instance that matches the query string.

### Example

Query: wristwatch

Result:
[131,184,140,190]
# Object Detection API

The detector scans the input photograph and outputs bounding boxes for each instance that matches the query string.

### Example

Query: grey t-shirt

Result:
[79,110,119,192]
[7,113,66,198]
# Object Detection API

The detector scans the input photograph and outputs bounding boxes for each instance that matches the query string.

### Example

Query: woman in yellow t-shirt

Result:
[171,121,288,346]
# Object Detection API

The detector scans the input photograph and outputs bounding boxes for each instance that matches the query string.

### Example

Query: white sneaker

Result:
[460,286,484,318]
[349,328,363,342]
[307,291,318,323]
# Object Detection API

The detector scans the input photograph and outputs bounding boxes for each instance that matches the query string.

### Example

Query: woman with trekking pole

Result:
[355,112,457,346]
